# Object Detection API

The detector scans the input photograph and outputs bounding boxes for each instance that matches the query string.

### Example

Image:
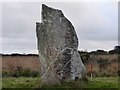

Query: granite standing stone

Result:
[36,4,86,84]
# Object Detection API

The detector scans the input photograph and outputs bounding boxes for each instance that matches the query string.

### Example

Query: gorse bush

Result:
[2,66,40,77]
[83,54,118,77]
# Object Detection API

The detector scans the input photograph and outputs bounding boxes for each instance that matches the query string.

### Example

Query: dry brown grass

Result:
[1,54,118,77]
[2,56,40,72]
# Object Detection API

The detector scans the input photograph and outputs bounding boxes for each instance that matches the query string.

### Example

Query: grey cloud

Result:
[46,2,117,42]
[2,2,118,53]
[79,40,118,51]
[2,37,37,53]
[2,2,41,38]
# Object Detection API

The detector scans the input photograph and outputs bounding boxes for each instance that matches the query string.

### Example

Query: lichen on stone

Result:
[36,4,86,84]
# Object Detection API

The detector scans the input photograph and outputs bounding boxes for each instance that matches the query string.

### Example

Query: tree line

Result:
[1,46,120,56]
[79,46,120,55]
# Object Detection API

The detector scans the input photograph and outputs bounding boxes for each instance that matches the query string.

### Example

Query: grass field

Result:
[2,77,119,89]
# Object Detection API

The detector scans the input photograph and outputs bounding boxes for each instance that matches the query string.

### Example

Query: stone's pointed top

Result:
[42,4,62,12]
[42,4,48,8]
[42,4,54,11]
[41,4,64,20]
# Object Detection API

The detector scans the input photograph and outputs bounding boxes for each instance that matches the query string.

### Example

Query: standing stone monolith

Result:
[36,4,86,84]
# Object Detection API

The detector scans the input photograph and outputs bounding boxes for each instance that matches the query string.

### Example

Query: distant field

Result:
[2,56,40,72]
[1,54,118,77]
[2,77,119,89]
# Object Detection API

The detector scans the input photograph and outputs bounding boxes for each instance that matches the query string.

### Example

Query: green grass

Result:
[2,77,119,89]
[85,77,118,88]
[2,77,42,88]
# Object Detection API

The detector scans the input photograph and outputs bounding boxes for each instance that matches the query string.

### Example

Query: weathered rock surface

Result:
[36,4,86,84]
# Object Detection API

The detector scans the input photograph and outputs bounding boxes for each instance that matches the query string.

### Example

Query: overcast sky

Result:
[1,2,118,54]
